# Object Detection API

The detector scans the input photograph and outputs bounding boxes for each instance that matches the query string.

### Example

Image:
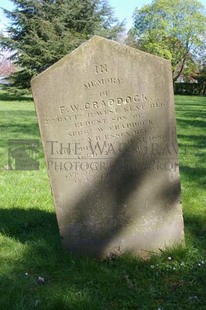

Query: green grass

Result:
[0,92,206,309]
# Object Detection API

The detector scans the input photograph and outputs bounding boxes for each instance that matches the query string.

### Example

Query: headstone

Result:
[31,36,184,258]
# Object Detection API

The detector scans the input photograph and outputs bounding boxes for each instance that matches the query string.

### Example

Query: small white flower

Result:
[168,256,172,261]
[173,267,176,270]
[37,276,45,284]
[25,272,29,276]
[198,263,201,267]
[201,261,204,264]
[150,265,155,269]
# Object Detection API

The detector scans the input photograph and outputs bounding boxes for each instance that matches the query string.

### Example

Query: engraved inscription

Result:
[41,64,171,184]
[95,64,108,74]
[31,36,184,258]
[84,77,121,90]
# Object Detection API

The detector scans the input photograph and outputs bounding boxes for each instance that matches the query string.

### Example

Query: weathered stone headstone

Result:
[31,36,184,258]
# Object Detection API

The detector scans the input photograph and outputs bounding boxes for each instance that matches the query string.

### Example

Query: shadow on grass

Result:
[0,207,206,309]
[176,118,206,130]
[176,111,206,119]
[177,134,206,146]
[0,207,59,244]
[175,96,206,118]
[179,166,206,189]
[0,92,33,102]
[0,122,39,136]
[184,213,206,248]
[177,137,206,189]
[178,137,206,165]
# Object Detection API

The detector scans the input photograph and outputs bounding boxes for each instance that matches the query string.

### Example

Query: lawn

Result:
[0,92,206,309]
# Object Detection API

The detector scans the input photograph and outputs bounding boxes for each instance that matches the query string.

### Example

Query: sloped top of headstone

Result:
[32,35,170,84]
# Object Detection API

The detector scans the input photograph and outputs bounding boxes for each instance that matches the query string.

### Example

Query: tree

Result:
[128,0,206,82]
[0,0,124,93]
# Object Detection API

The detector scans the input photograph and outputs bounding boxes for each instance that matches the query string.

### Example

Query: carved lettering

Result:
[84,77,121,89]
[95,64,108,74]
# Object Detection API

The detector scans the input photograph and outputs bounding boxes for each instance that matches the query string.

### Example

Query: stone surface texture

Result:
[31,36,184,258]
